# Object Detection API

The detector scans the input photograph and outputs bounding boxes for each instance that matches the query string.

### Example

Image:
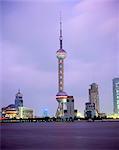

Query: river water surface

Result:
[1,121,119,150]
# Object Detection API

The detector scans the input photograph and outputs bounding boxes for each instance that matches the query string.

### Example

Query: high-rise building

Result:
[56,15,75,120]
[89,83,100,113]
[15,89,23,108]
[65,96,74,118]
[113,78,119,114]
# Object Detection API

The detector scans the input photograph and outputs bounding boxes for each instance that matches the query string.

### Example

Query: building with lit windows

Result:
[56,96,75,120]
[84,102,98,119]
[18,107,33,119]
[1,90,34,119]
[15,89,23,108]
[113,78,119,114]
[1,104,18,119]
[89,83,100,114]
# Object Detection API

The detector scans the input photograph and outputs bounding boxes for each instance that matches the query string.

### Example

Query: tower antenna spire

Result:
[59,11,63,49]
[18,88,20,93]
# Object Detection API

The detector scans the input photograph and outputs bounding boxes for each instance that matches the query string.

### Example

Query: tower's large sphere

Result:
[56,49,67,59]
[56,91,67,96]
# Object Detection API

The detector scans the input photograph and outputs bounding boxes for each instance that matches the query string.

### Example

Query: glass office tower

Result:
[113,78,119,114]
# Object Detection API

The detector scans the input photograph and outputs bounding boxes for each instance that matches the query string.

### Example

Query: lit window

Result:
[60,59,63,63]
[59,65,62,68]
[60,87,63,90]
[60,76,62,79]
[116,90,119,94]
[117,105,119,109]
[117,96,119,99]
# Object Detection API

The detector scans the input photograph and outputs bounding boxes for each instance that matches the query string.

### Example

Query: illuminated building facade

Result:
[113,78,119,114]
[15,89,23,108]
[1,90,34,119]
[18,107,33,119]
[89,83,100,114]
[1,104,18,119]
[56,15,75,120]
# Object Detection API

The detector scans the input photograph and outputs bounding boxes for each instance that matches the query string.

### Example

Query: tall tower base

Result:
[56,95,75,120]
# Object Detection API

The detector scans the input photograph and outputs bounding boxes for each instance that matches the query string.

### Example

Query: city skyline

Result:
[1,0,119,116]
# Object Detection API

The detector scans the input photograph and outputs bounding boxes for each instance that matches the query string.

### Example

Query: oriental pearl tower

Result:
[56,15,68,118]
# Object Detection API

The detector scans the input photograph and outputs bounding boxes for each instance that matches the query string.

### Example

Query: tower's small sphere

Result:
[56,49,67,59]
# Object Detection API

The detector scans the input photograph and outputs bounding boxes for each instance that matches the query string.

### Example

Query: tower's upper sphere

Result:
[56,49,67,59]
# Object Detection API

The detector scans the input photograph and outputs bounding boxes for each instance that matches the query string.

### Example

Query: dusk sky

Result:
[0,0,119,116]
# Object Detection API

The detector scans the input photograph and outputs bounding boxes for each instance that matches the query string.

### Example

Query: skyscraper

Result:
[89,83,100,113]
[15,89,23,108]
[56,15,75,120]
[113,78,119,114]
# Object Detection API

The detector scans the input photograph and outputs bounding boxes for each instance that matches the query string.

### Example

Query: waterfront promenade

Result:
[1,121,119,150]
